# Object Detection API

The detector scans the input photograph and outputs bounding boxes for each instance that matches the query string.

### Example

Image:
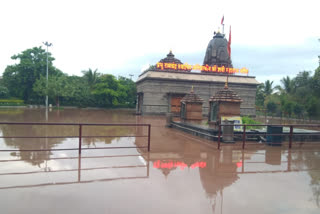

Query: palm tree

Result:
[278,76,294,94]
[82,68,99,90]
[295,71,311,87]
[263,80,274,96]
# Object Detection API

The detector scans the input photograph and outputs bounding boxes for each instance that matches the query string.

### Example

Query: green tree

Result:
[91,74,135,108]
[312,66,320,97]
[0,85,10,98]
[61,76,92,107]
[263,80,274,96]
[293,103,304,118]
[92,74,122,107]
[267,101,277,114]
[283,101,294,117]
[278,76,295,94]
[306,96,320,119]
[2,47,61,103]
[256,80,274,108]
[118,76,136,107]
[82,68,100,90]
[255,84,265,107]
[33,74,69,107]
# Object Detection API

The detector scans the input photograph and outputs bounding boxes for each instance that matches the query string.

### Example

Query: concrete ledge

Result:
[171,121,217,141]
[171,121,320,143]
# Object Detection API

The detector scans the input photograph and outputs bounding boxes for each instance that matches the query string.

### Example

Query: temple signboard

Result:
[156,62,249,74]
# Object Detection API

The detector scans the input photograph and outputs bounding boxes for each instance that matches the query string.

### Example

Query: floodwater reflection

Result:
[0,108,319,214]
[153,160,207,170]
[0,153,149,189]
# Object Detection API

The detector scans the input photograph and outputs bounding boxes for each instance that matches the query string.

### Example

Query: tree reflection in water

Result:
[1,124,66,166]
[0,108,140,166]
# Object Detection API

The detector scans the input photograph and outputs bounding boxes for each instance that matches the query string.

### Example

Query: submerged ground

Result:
[0,108,319,214]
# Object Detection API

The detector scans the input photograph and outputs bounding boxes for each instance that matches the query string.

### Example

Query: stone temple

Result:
[136,32,259,117]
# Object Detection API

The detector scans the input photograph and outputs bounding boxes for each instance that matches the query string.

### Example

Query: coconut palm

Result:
[263,80,274,96]
[276,76,294,94]
[82,68,100,90]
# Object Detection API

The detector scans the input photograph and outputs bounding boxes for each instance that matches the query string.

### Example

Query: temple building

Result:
[136,32,259,117]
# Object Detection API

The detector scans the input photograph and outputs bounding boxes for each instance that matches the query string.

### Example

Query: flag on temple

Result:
[221,15,224,25]
[227,26,231,57]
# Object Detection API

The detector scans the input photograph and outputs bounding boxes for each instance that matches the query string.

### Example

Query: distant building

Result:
[136,32,259,116]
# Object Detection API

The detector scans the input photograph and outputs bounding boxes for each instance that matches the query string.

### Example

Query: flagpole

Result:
[221,15,224,34]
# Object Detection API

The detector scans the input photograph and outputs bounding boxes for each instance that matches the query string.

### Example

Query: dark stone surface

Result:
[203,32,232,67]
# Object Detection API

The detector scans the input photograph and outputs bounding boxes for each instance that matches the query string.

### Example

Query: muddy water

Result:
[0,108,319,214]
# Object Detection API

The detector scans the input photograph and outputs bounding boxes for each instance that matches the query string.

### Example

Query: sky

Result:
[0,0,319,85]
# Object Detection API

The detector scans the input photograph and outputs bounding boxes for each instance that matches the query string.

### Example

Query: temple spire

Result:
[224,75,229,89]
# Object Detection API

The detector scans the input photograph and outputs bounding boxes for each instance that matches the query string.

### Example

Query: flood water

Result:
[0,108,319,214]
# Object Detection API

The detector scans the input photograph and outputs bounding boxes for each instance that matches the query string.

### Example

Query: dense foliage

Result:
[242,116,261,129]
[2,47,136,108]
[256,66,320,120]
[0,99,24,106]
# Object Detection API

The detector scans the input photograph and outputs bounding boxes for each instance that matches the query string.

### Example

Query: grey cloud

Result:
[100,37,319,83]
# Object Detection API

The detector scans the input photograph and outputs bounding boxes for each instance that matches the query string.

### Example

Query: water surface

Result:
[0,108,319,214]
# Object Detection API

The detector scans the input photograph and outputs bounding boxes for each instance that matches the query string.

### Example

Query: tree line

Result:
[256,65,320,120]
[0,47,136,108]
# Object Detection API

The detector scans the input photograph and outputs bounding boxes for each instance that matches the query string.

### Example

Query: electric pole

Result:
[43,41,52,110]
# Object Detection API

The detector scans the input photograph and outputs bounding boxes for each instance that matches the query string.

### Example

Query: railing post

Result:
[147,124,151,152]
[147,152,150,177]
[241,150,244,173]
[79,124,82,154]
[218,124,221,150]
[78,154,81,182]
[287,149,292,171]
[289,125,293,149]
[242,125,246,149]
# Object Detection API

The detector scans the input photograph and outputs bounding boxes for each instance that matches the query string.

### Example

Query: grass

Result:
[242,116,262,130]
[0,99,25,106]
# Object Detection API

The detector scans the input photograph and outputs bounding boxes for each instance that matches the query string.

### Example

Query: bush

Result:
[242,116,262,130]
[0,99,25,106]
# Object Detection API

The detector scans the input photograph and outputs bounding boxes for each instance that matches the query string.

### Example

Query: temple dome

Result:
[154,50,192,72]
[181,89,204,103]
[209,85,242,103]
[159,50,183,64]
[203,32,232,67]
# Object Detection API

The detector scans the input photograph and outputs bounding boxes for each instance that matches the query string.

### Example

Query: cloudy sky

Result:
[0,0,319,85]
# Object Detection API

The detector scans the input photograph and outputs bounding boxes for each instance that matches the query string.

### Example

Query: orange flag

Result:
[227,26,231,57]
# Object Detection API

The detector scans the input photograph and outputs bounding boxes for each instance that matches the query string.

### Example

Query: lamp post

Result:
[43,41,52,110]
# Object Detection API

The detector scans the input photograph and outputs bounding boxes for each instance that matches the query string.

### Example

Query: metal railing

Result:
[0,153,150,190]
[217,124,320,150]
[0,122,151,153]
[235,150,319,174]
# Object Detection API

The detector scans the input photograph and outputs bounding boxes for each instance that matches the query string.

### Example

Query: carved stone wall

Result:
[136,74,258,116]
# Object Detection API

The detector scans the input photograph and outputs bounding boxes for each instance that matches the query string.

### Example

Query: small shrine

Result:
[208,82,242,123]
[155,50,191,72]
[180,87,204,120]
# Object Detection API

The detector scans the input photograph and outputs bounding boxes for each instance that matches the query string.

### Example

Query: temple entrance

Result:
[170,95,184,115]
